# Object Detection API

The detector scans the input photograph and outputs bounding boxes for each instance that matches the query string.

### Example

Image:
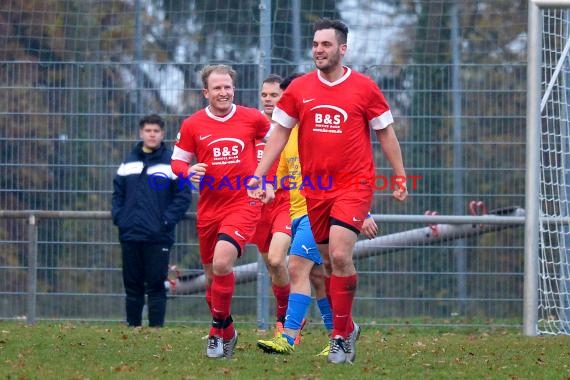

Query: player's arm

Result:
[275,151,288,190]
[375,125,408,201]
[260,151,284,204]
[361,212,378,239]
[171,137,207,186]
[171,121,208,184]
[248,124,291,197]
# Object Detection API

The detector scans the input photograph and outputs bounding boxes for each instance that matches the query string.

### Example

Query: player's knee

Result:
[266,255,285,273]
[330,251,352,271]
[212,258,233,276]
[288,261,311,283]
[289,268,304,283]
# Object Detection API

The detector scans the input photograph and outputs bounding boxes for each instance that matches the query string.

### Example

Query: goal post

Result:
[525,0,570,336]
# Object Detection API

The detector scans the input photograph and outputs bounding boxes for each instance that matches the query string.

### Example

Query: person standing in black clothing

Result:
[112,114,192,327]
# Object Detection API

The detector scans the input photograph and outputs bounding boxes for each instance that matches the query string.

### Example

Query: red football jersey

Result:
[255,139,266,164]
[172,104,269,221]
[272,68,394,198]
[255,138,280,188]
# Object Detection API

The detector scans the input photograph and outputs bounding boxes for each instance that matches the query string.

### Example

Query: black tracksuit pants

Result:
[121,241,170,327]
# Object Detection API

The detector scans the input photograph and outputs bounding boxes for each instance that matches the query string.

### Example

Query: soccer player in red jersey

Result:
[171,64,269,359]
[250,74,293,335]
[248,18,407,364]
[256,74,379,357]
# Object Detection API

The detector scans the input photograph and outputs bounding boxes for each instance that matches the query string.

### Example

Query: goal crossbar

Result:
[532,0,570,7]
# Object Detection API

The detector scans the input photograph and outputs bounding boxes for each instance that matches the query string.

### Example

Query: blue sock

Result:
[283,293,312,345]
[282,333,295,346]
[317,297,333,332]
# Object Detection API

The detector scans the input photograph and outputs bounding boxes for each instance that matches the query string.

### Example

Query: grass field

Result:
[1,320,569,379]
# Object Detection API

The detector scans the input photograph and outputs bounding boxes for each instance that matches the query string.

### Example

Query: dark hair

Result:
[280,73,303,91]
[313,18,348,44]
[139,114,165,130]
[263,73,283,85]
[201,64,237,89]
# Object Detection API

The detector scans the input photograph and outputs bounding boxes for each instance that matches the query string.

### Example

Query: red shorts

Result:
[306,187,373,243]
[198,199,263,264]
[249,190,292,253]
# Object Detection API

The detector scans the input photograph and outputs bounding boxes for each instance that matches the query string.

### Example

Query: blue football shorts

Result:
[289,215,322,265]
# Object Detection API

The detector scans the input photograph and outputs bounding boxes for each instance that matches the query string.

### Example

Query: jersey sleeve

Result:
[255,112,271,141]
[367,81,394,130]
[171,119,195,177]
[174,119,195,155]
[272,84,299,129]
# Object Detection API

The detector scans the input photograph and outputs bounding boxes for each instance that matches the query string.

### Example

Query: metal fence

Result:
[0,61,528,328]
[0,62,525,325]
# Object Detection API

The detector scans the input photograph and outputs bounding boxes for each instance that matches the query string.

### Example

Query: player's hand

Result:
[393,184,408,201]
[262,184,276,204]
[187,163,207,185]
[361,216,378,239]
[247,176,265,200]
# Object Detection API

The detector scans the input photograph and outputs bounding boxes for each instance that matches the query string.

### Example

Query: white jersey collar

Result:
[205,103,237,121]
[317,66,352,87]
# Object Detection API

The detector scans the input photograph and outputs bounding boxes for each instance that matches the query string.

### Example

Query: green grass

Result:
[1,321,569,379]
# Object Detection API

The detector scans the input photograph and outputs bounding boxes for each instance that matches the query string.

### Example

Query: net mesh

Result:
[538,7,570,335]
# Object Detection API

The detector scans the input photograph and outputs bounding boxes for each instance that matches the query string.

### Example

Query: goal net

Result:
[534,2,570,335]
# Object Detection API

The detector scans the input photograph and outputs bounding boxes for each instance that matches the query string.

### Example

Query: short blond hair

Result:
[201,64,237,89]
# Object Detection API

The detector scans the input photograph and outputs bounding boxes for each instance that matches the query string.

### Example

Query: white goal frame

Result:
[525,0,570,336]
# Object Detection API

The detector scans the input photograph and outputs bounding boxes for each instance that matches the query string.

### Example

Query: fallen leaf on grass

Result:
[114,364,133,372]
[162,343,173,352]
[220,367,231,374]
